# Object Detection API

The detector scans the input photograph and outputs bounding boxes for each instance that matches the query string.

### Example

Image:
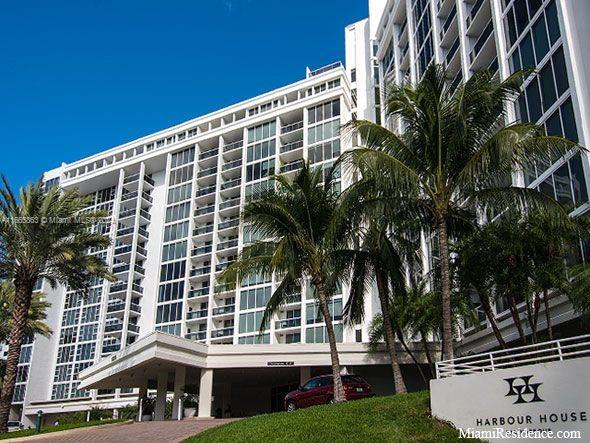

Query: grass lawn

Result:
[0,419,126,440]
[186,391,479,442]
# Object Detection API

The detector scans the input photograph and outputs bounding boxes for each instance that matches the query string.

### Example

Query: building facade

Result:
[11,0,590,425]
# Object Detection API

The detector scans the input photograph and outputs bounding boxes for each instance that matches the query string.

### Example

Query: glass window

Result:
[526,78,542,122]
[539,63,556,112]
[552,47,569,96]
[569,154,588,205]
[532,16,549,62]
[520,33,535,70]
[561,98,578,142]
[545,0,560,45]
[553,163,573,205]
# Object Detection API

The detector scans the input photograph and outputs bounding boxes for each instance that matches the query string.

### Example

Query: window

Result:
[237,333,270,344]
[308,120,340,145]
[306,299,343,324]
[350,68,356,83]
[165,202,191,223]
[305,324,343,343]
[238,311,269,334]
[169,164,193,186]
[156,323,182,336]
[162,240,188,262]
[240,286,272,310]
[158,281,185,302]
[156,302,183,324]
[79,324,98,341]
[245,180,274,202]
[247,139,276,163]
[167,183,192,204]
[246,159,275,182]
[160,260,186,281]
[19,346,32,364]
[171,147,195,168]
[164,221,189,242]
[247,121,276,143]
[308,139,341,164]
[76,343,95,361]
[308,99,340,125]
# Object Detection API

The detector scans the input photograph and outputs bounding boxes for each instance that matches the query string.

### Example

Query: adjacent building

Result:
[10,0,590,425]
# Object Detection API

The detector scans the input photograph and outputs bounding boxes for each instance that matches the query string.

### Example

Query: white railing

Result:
[436,334,590,379]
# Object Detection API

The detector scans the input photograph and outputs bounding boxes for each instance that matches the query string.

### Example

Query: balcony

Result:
[223,140,243,153]
[195,205,215,217]
[199,148,218,161]
[223,159,242,172]
[128,324,140,334]
[470,20,493,64]
[281,121,303,135]
[188,287,210,298]
[198,166,218,179]
[218,218,239,231]
[217,239,238,251]
[212,305,235,316]
[193,225,214,236]
[102,344,121,354]
[446,37,460,66]
[109,283,127,294]
[221,178,241,191]
[211,327,234,338]
[187,309,209,320]
[280,140,303,154]
[118,208,136,219]
[107,302,141,314]
[121,191,138,202]
[196,185,217,197]
[308,61,343,77]
[219,198,240,211]
[466,0,486,29]
[275,318,301,329]
[192,245,213,256]
[104,323,124,333]
[186,331,207,341]
[215,259,234,272]
[116,226,134,237]
[440,5,457,41]
[280,159,304,174]
[190,266,211,277]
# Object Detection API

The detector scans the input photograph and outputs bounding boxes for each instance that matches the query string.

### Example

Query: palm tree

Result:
[219,164,351,403]
[0,281,52,344]
[0,178,113,432]
[339,220,413,394]
[343,63,579,359]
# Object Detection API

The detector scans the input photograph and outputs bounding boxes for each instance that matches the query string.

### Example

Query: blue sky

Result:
[0,0,367,189]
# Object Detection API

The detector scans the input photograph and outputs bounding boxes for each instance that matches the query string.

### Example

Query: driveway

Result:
[5,418,237,443]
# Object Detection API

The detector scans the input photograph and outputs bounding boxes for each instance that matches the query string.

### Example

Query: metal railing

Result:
[436,334,590,379]
[309,61,343,77]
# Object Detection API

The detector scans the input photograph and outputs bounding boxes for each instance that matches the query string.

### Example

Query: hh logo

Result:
[504,375,544,404]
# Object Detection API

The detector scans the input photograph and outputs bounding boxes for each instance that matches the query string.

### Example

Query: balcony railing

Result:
[223,140,243,153]
[280,140,304,153]
[221,178,241,190]
[190,266,211,277]
[470,20,493,63]
[446,37,460,65]
[211,327,234,338]
[187,309,209,320]
[223,159,242,171]
[275,317,301,329]
[218,218,239,230]
[219,198,240,210]
[193,225,214,236]
[217,239,238,251]
[308,61,343,77]
[280,160,304,173]
[198,167,218,178]
[109,283,127,293]
[189,287,210,298]
[281,121,304,134]
[467,0,486,27]
[128,324,140,333]
[212,305,235,316]
[196,185,217,197]
[186,331,207,340]
[436,334,590,379]
[105,323,124,333]
[195,205,215,216]
[440,5,457,40]
[102,344,121,354]
[192,245,213,256]
[199,148,218,160]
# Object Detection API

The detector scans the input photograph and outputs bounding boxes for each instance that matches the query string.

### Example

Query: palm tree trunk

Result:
[0,279,33,433]
[508,295,527,345]
[395,328,429,383]
[543,289,553,341]
[418,330,436,379]
[314,278,346,403]
[435,215,454,360]
[479,292,506,349]
[375,270,407,394]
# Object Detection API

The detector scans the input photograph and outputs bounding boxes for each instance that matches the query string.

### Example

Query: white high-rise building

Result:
[10,0,590,425]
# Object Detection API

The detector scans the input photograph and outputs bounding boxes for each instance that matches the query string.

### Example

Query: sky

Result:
[0,0,368,190]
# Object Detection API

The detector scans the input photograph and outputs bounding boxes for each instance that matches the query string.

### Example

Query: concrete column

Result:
[198,369,214,418]
[155,371,168,421]
[300,366,311,386]
[137,385,147,421]
[172,366,186,420]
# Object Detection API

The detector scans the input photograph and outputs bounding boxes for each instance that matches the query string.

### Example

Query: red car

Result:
[284,374,373,411]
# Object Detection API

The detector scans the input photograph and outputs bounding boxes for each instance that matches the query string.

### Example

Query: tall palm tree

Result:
[0,281,52,344]
[339,220,413,394]
[343,64,579,359]
[219,164,351,403]
[0,178,113,432]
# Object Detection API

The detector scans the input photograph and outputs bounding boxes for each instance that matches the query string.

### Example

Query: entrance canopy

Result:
[79,331,395,390]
